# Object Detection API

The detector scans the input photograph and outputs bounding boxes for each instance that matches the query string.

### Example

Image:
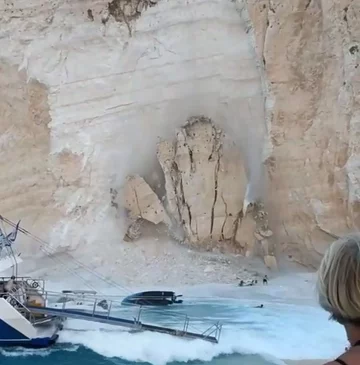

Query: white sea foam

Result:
[56,295,346,365]
[0,278,347,364]
[0,345,79,358]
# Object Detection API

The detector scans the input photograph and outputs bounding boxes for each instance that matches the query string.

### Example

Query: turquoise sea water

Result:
[0,296,346,365]
[0,347,273,365]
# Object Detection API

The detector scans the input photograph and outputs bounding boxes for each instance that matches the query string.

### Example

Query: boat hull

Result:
[0,298,60,349]
[0,334,59,348]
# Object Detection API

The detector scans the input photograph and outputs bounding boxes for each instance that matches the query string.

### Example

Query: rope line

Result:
[0,215,225,331]
[0,216,182,308]
[0,215,132,295]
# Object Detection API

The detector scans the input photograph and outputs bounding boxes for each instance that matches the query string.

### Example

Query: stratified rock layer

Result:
[1,0,265,255]
[0,61,60,254]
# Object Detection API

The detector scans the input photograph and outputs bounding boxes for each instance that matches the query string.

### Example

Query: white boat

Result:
[0,275,63,348]
[0,216,222,347]
[0,221,62,347]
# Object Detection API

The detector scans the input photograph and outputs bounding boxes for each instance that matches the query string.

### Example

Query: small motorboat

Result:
[121,291,183,306]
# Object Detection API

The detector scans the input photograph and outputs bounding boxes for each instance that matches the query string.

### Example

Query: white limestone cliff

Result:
[242,0,360,267]
[0,0,359,269]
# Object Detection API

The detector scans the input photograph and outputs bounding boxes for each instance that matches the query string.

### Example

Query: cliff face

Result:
[243,0,360,267]
[0,0,359,267]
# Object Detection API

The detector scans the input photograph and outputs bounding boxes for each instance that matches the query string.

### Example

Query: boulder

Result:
[157,116,247,244]
[123,175,169,225]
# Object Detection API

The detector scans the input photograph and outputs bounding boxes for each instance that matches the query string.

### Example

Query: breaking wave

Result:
[52,299,346,365]
[0,280,347,365]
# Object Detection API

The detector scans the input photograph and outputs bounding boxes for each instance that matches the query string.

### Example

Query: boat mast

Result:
[0,221,20,278]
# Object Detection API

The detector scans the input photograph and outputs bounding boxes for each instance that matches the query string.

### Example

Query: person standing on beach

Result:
[317,234,360,365]
[263,275,268,285]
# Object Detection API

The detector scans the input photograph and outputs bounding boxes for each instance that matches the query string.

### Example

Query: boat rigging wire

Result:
[0,216,222,313]
[0,215,132,295]
[0,216,224,337]
[0,219,18,277]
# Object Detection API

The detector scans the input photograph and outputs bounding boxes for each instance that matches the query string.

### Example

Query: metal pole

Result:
[107,301,112,319]
[137,306,142,323]
[183,316,188,332]
[15,250,18,278]
[62,295,68,310]
[217,324,222,341]
[92,299,97,316]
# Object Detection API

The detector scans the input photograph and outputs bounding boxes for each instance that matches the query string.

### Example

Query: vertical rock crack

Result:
[220,193,228,240]
[210,151,221,236]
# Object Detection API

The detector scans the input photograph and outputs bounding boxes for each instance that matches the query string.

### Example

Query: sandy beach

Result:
[2,234,343,364]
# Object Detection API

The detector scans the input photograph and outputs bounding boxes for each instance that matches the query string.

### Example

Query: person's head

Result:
[10,276,15,280]
[317,234,360,327]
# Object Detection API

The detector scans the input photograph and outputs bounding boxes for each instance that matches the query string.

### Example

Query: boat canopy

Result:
[122,291,183,306]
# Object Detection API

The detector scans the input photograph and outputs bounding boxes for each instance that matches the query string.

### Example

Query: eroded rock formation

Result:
[157,116,247,244]
[123,117,278,269]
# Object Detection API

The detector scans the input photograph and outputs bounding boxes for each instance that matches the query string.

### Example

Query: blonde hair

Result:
[317,233,360,325]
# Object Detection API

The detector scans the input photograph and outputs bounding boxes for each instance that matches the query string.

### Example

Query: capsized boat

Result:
[122,291,183,306]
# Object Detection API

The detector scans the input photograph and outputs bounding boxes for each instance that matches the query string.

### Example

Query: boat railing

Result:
[0,277,46,295]
[25,278,46,294]
[1,291,36,323]
[201,322,222,342]
[38,291,222,342]
[44,290,109,302]
[43,290,178,302]
[33,291,146,330]
[43,291,125,308]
